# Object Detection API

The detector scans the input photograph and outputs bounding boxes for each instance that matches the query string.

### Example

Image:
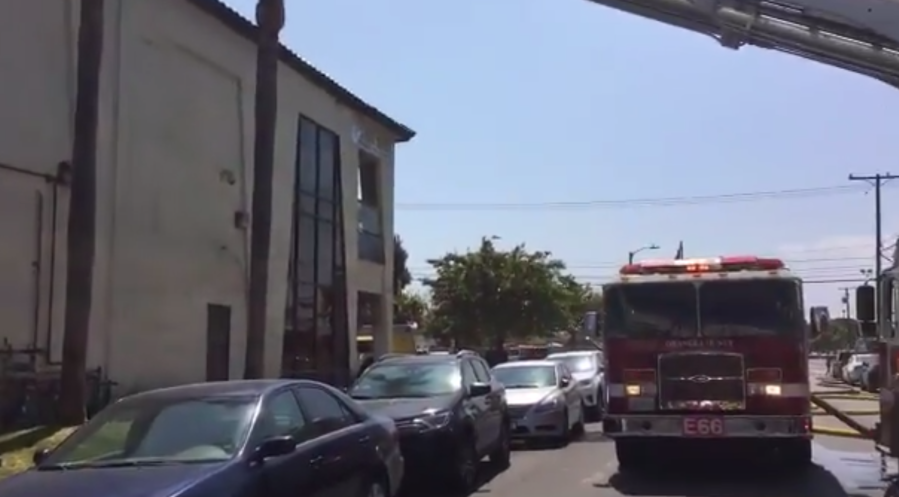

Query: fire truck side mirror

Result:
[856,285,876,323]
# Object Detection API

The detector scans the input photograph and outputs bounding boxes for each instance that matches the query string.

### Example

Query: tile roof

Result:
[186,0,415,142]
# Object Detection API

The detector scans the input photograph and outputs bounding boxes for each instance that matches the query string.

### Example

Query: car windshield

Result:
[493,366,557,389]
[39,395,257,469]
[349,362,461,399]
[550,355,596,373]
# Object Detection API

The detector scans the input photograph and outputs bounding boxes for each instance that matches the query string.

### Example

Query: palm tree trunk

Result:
[244,0,284,379]
[58,0,105,425]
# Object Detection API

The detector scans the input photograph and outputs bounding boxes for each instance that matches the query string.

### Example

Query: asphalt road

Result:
[414,359,892,497]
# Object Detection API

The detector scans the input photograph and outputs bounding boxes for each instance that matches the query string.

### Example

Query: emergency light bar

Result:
[620,255,785,275]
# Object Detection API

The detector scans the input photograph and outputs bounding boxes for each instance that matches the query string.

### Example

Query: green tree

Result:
[811,317,857,352]
[393,234,412,295]
[424,237,583,348]
[395,291,429,325]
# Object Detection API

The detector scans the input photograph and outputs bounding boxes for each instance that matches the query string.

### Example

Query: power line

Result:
[848,172,898,336]
[397,183,885,211]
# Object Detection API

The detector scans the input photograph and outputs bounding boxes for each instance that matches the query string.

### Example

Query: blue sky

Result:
[226,0,899,315]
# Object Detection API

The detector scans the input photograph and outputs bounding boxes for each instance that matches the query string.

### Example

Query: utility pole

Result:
[244,0,284,379]
[838,287,852,318]
[849,173,899,337]
[58,0,105,425]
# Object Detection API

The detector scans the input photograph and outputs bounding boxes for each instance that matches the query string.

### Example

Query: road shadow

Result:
[509,426,610,452]
[606,461,876,497]
[399,461,505,497]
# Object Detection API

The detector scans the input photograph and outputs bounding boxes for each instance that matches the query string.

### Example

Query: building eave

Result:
[186,0,416,142]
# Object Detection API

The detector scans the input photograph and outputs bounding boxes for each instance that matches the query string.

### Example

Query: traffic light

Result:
[856,285,875,322]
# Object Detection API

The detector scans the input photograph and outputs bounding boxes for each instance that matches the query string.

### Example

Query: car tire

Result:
[447,436,479,492]
[615,439,652,472]
[358,475,389,497]
[572,404,585,437]
[554,408,571,447]
[489,421,512,469]
[779,439,812,469]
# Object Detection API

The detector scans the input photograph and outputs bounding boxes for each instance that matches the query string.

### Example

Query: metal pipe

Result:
[30,191,44,367]
[0,162,59,183]
[717,8,899,76]
[45,181,61,365]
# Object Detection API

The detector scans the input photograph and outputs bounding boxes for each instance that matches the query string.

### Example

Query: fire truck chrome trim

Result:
[657,351,746,411]
[607,383,808,398]
[603,415,812,438]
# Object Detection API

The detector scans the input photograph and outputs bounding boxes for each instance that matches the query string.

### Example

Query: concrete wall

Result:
[0,0,399,393]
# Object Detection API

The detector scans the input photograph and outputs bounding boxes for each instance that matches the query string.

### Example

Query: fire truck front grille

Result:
[658,352,745,409]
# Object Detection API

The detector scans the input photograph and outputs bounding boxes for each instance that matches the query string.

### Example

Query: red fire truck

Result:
[601,255,814,470]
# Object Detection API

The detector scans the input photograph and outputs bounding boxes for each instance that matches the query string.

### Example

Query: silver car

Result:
[546,350,604,421]
[492,360,584,444]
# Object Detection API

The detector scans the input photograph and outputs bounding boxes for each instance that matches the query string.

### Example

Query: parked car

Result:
[492,360,584,445]
[844,353,878,385]
[347,351,510,492]
[831,350,853,380]
[0,379,403,497]
[546,350,605,421]
[863,362,881,392]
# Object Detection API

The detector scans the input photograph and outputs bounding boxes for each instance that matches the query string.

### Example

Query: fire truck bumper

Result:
[602,415,811,438]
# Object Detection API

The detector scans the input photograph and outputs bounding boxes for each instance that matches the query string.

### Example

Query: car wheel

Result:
[448,437,479,492]
[778,439,812,469]
[555,408,571,446]
[615,439,653,472]
[572,403,586,437]
[358,476,388,497]
[489,421,511,469]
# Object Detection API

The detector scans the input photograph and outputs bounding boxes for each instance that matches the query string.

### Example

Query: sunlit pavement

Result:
[411,359,892,497]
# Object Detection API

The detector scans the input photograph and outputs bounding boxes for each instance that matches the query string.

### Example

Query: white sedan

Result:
[546,350,605,421]
[492,360,584,445]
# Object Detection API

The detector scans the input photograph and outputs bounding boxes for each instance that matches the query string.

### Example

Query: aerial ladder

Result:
[583,0,899,87]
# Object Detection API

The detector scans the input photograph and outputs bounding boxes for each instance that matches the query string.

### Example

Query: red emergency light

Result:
[619,255,785,275]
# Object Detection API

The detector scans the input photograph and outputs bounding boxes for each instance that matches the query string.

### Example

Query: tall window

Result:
[357,151,384,263]
[284,116,349,385]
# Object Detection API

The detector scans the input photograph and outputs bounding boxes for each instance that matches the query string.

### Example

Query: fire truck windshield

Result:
[699,280,802,337]
[604,279,802,338]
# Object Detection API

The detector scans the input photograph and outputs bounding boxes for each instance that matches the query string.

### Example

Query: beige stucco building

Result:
[0,0,414,394]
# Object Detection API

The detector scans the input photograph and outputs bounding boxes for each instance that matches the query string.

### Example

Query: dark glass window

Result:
[284,116,348,385]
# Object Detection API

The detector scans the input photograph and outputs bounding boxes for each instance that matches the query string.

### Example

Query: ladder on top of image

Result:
[583,0,899,87]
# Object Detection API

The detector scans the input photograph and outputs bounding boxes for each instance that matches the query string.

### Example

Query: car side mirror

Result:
[560,377,572,387]
[468,382,491,397]
[253,435,296,462]
[32,448,49,465]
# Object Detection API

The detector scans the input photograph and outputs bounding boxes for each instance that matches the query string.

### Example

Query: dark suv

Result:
[347,352,511,491]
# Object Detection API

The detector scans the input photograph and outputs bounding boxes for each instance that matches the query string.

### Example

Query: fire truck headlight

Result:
[625,384,641,396]
[764,384,782,396]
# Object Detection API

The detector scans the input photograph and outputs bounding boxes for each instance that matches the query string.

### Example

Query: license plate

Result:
[682,417,725,437]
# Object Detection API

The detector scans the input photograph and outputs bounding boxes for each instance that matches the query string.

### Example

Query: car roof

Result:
[546,350,598,358]
[373,354,461,365]
[123,379,315,402]
[494,360,557,369]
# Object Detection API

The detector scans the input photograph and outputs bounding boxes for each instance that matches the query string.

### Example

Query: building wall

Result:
[0,0,399,393]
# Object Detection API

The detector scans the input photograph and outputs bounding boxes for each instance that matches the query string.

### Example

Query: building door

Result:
[206,303,231,381]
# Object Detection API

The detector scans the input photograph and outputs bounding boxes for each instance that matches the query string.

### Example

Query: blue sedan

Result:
[0,379,404,497]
